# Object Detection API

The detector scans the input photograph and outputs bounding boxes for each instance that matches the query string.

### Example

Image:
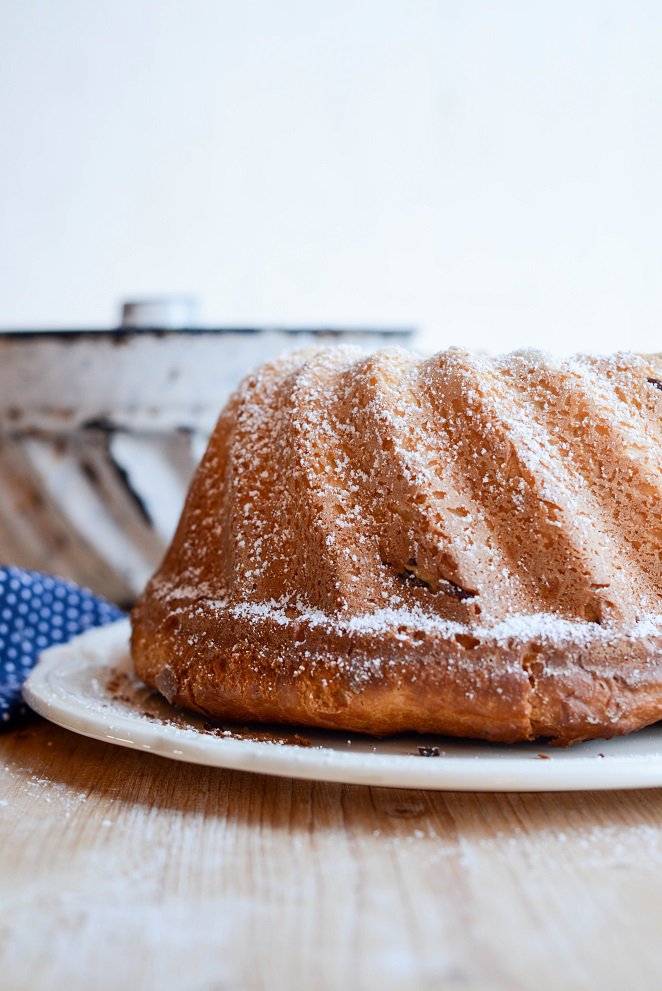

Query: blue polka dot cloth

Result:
[0,567,124,730]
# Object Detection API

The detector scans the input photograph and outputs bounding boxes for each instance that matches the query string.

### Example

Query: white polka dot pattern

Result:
[0,568,124,729]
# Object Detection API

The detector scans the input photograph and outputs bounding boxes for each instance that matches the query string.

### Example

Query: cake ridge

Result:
[495,351,662,604]
[420,349,630,623]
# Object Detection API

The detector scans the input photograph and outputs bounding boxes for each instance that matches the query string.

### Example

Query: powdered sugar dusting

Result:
[190,344,662,630]
[230,597,662,648]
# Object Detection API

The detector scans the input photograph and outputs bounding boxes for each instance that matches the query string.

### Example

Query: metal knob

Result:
[120,297,200,330]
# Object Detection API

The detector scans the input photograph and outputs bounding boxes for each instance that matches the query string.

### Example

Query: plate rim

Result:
[22,619,662,792]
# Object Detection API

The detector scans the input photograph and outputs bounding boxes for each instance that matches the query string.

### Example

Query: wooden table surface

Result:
[2,718,662,991]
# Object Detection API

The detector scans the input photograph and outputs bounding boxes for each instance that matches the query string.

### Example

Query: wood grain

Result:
[2,719,662,990]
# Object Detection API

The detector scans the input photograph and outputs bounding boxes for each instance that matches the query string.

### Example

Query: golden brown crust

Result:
[131,592,662,745]
[131,347,662,745]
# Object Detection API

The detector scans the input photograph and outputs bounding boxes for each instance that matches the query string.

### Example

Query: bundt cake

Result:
[131,346,662,744]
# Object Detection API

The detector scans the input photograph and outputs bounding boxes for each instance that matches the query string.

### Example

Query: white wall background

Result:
[1,0,661,355]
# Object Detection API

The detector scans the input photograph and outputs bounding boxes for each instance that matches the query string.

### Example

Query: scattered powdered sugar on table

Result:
[0,840,249,988]
[1,762,89,818]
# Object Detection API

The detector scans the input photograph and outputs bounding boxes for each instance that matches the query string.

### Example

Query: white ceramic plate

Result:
[23,619,662,791]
